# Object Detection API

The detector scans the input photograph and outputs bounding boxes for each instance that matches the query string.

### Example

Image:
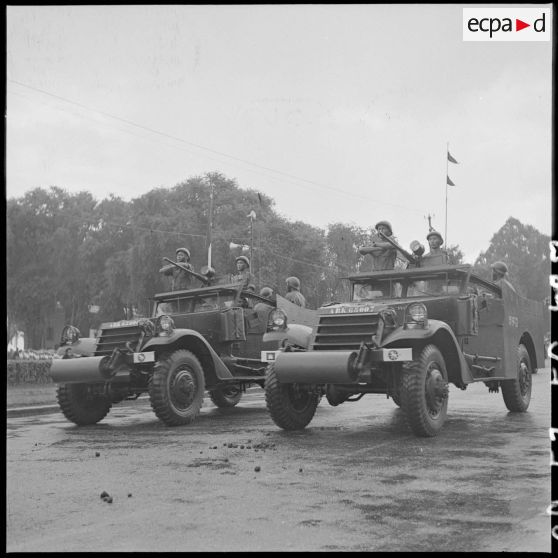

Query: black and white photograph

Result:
[6,4,553,552]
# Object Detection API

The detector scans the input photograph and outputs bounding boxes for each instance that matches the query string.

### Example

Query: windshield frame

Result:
[350,271,467,301]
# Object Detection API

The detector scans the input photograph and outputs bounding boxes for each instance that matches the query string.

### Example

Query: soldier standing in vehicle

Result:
[491,261,517,293]
[231,256,256,288]
[254,287,275,322]
[358,220,398,270]
[421,231,449,267]
[159,247,195,291]
[285,276,306,307]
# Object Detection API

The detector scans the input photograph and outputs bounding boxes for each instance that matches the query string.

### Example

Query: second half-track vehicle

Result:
[264,263,546,437]
[50,264,316,427]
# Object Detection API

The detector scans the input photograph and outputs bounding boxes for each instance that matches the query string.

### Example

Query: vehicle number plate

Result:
[133,351,155,364]
[261,351,280,362]
[376,348,413,362]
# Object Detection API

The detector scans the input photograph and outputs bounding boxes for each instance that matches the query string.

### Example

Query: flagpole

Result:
[207,175,214,269]
[445,142,449,246]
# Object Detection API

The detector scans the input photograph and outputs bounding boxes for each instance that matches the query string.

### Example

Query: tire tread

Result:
[149,349,204,426]
[265,363,319,430]
[56,384,112,426]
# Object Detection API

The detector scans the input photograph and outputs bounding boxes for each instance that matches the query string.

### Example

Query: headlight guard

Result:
[156,315,175,336]
[60,325,81,345]
[268,309,287,331]
[405,303,428,328]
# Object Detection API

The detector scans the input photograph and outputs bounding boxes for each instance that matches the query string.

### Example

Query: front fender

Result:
[141,328,205,349]
[382,319,473,385]
[263,323,313,350]
[142,329,233,381]
[381,319,456,345]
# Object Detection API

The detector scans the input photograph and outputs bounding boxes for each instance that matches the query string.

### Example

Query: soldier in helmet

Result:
[358,220,398,271]
[259,286,274,301]
[254,286,275,322]
[491,261,516,293]
[285,276,306,308]
[231,255,255,288]
[421,231,449,267]
[159,247,195,291]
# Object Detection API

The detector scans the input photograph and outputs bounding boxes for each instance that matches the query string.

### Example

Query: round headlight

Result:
[269,309,287,329]
[408,303,428,322]
[158,315,175,335]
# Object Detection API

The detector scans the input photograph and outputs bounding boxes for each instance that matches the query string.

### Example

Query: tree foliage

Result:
[473,217,549,300]
[446,244,465,265]
[6,179,547,350]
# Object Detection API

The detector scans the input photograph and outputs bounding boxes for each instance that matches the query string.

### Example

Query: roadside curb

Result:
[7,405,59,418]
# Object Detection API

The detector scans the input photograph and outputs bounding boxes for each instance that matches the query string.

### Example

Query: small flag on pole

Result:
[447,151,459,164]
[447,175,455,186]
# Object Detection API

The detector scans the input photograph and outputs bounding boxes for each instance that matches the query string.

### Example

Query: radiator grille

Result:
[312,313,379,351]
[94,326,143,357]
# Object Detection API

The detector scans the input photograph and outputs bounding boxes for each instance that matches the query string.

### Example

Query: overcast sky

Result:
[6,4,553,263]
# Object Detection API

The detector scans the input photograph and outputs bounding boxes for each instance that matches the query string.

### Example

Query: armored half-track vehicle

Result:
[264,264,546,437]
[50,271,316,427]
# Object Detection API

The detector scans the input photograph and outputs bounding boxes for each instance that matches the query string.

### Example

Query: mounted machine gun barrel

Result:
[162,257,214,286]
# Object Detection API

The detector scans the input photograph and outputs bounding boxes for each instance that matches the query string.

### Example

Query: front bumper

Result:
[50,351,155,384]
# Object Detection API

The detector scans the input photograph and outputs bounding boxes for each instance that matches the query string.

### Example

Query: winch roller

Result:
[50,356,114,384]
[273,350,359,384]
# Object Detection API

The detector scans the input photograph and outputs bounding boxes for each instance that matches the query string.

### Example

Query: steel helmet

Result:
[491,261,508,275]
[375,220,392,235]
[176,247,191,260]
[235,255,250,266]
[259,287,273,298]
[426,231,444,245]
[286,276,301,290]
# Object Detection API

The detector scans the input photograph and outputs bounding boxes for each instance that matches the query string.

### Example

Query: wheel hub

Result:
[289,384,312,411]
[425,367,448,415]
[519,361,530,395]
[223,386,240,398]
[171,369,196,407]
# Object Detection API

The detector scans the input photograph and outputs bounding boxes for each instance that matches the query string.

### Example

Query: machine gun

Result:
[162,257,215,286]
[374,230,425,266]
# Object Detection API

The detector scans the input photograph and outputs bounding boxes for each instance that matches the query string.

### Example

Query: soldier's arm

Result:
[159,264,174,275]
[370,240,396,251]
[359,244,383,255]
[359,243,392,255]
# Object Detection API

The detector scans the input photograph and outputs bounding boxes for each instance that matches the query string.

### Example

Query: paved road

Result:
[7,367,553,552]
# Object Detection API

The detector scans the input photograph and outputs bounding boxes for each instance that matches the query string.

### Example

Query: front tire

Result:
[391,373,402,407]
[56,384,112,425]
[209,385,242,408]
[501,344,532,412]
[401,344,449,437]
[265,363,320,430]
[149,350,205,426]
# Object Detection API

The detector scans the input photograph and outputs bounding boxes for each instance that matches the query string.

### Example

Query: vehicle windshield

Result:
[352,273,463,301]
[154,291,237,316]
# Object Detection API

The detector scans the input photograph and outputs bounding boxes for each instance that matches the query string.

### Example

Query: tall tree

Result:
[7,187,97,347]
[446,244,465,265]
[474,217,550,300]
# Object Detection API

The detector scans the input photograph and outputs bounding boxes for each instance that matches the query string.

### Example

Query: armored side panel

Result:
[502,284,546,373]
